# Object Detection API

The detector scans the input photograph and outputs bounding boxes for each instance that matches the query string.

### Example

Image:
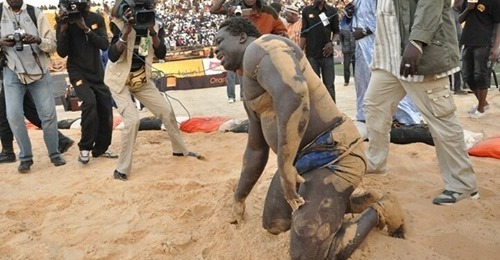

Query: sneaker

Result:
[343,82,349,86]
[113,169,127,181]
[93,150,118,159]
[0,150,16,163]
[470,110,485,119]
[467,104,489,114]
[432,190,480,206]
[78,150,90,164]
[228,98,235,103]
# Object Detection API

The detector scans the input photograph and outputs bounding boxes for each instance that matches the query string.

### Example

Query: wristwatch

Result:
[362,28,368,36]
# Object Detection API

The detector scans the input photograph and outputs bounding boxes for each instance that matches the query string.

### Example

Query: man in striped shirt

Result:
[364,0,478,205]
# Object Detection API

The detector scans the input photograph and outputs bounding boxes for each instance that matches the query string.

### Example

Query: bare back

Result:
[242,35,348,153]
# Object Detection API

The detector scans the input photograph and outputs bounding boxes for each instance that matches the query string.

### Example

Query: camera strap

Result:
[30,44,45,75]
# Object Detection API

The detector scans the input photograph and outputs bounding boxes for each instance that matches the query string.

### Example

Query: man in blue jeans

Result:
[0,0,65,173]
[300,0,340,102]
[0,86,75,163]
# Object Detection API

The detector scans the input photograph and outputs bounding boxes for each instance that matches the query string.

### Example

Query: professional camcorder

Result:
[117,0,156,31]
[59,0,88,24]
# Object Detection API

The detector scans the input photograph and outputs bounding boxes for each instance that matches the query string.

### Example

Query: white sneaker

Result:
[468,104,489,114]
[78,150,90,164]
[470,110,485,119]
[228,98,235,103]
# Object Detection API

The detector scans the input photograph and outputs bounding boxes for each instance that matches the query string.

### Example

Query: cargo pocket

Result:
[426,86,456,117]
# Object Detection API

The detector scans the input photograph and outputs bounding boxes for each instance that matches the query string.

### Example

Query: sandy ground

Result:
[0,77,499,260]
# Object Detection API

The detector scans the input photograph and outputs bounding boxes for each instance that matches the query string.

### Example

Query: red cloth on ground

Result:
[468,135,500,159]
[179,117,230,133]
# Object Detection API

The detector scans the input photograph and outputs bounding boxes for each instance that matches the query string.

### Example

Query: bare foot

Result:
[349,188,382,213]
[372,192,406,239]
[229,200,245,224]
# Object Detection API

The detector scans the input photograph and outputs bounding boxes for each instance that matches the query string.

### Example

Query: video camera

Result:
[117,0,156,32]
[59,0,88,24]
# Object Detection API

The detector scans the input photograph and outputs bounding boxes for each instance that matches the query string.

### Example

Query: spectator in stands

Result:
[459,0,500,118]
[56,0,117,164]
[0,0,66,173]
[300,0,340,102]
[284,5,302,45]
[106,0,202,181]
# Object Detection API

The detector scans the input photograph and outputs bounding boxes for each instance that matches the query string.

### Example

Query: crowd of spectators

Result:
[100,0,345,50]
[155,0,311,49]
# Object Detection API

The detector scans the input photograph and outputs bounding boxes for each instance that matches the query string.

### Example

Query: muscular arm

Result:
[234,103,270,203]
[255,50,309,209]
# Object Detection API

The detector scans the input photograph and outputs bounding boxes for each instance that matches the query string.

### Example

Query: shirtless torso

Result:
[215,18,405,259]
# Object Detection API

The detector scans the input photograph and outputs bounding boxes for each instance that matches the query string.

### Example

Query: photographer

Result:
[0,0,65,173]
[105,0,201,181]
[56,0,117,164]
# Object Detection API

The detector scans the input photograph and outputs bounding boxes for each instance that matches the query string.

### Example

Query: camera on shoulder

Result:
[59,0,88,24]
[118,0,156,31]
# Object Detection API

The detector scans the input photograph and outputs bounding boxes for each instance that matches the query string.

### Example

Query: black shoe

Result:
[18,160,34,173]
[173,151,204,160]
[0,150,16,163]
[113,170,127,181]
[58,138,75,154]
[50,156,66,167]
